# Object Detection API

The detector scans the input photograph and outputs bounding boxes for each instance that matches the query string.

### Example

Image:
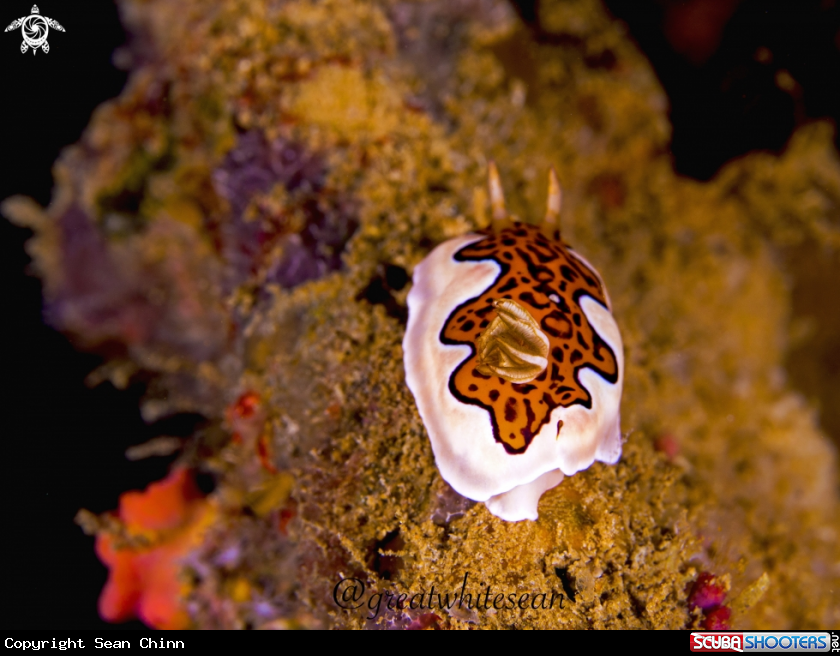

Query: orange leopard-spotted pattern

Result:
[441,223,618,454]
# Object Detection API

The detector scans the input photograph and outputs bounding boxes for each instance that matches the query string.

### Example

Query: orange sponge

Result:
[95,468,213,629]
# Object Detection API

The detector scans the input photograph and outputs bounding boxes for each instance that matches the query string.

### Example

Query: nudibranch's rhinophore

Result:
[403,164,624,522]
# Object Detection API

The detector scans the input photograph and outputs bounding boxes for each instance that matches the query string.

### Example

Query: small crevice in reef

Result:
[554,566,577,603]
[356,263,409,324]
[369,529,405,581]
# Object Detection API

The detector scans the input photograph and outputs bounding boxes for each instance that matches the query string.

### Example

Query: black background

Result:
[1,0,838,630]
[3,0,151,631]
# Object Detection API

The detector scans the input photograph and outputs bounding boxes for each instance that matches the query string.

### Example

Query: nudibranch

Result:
[403,164,624,522]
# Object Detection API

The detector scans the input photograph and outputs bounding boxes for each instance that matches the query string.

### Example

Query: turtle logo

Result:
[5,5,65,55]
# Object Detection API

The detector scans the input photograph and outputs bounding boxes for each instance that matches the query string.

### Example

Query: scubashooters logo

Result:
[691,632,834,653]
[692,635,745,653]
[4,5,65,54]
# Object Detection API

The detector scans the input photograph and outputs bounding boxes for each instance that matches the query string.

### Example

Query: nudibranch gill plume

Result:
[403,164,624,522]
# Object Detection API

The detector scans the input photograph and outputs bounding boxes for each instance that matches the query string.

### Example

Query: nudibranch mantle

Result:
[403,166,624,522]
